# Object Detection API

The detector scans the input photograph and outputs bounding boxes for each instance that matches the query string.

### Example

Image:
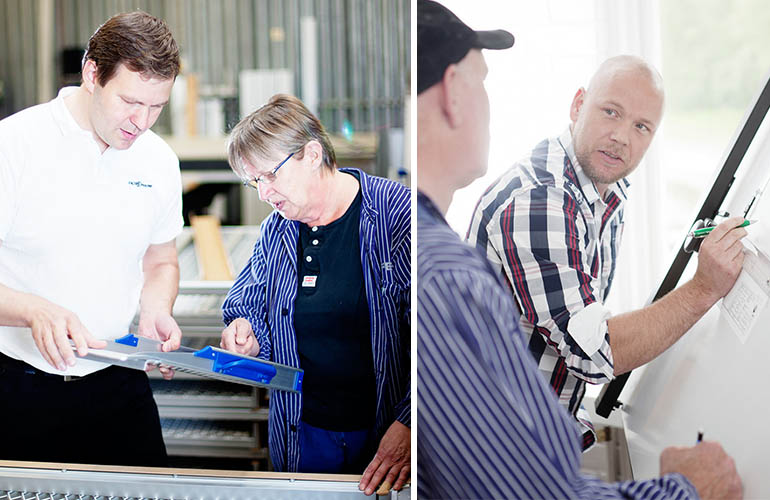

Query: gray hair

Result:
[227,94,337,178]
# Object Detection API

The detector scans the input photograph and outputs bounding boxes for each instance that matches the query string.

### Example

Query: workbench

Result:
[0,461,411,499]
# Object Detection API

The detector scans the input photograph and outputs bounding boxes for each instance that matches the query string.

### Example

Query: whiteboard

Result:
[621,75,770,498]
[622,249,770,497]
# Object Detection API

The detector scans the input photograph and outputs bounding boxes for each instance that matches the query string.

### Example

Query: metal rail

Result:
[0,463,410,500]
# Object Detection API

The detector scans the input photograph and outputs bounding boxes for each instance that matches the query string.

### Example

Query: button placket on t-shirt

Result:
[301,226,322,294]
[97,143,132,189]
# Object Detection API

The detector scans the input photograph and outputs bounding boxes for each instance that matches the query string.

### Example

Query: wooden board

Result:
[190,215,234,281]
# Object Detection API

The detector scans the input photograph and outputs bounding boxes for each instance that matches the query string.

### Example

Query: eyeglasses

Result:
[243,152,295,190]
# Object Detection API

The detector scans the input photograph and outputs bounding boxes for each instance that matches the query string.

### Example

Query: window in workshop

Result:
[658,0,770,253]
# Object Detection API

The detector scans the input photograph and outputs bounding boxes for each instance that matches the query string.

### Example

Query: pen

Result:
[688,219,758,238]
[697,429,704,444]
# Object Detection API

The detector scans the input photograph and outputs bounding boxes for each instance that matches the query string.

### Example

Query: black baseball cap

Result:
[418,0,514,94]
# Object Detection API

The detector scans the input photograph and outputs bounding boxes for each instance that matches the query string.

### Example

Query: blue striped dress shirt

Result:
[417,191,696,499]
[223,168,411,472]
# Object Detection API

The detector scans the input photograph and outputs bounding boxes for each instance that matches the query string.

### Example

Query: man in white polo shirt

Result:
[0,11,183,466]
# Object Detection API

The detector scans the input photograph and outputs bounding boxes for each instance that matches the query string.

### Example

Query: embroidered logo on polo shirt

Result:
[302,275,317,287]
[128,180,153,188]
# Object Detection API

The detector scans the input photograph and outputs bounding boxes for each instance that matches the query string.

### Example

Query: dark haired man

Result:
[0,11,182,466]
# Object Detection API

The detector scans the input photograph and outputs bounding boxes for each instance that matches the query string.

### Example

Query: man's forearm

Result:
[609,278,717,375]
[140,262,179,315]
[608,218,747,376]
[0,282,38,327]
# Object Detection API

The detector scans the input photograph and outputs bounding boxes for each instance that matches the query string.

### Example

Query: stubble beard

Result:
[575,144,635,188]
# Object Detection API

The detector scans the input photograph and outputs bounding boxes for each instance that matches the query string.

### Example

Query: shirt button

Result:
[290,424,297,432]
[306,256,312,262]
[281,308,288,316]
[311,226,318,232]
[312,239,319,245]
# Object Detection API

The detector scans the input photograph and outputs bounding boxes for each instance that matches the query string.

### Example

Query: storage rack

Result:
[138,226,266,467]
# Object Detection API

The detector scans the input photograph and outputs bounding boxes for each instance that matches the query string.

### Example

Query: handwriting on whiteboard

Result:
[721,250,770,343]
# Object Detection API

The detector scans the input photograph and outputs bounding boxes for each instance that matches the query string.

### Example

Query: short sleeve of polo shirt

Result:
[149,154,183,245]
[0,149,17,241]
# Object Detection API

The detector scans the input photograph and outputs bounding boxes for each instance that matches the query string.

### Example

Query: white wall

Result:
[440,1,600,237]
[438,0,666,323]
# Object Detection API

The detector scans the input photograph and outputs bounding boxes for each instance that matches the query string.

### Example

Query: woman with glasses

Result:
[220,94,410,495]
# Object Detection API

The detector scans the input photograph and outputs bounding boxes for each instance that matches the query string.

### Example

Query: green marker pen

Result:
[688,219,758,238]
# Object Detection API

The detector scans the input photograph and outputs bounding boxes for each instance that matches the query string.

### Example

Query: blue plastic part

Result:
[219,359,277,384]
[194,346,217,359]
[115,333,139,346]
[194,347,277,385]
[294,371,304,392]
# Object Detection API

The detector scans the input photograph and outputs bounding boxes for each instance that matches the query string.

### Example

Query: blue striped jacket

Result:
[418,191,696,499]
[223,168,411,472]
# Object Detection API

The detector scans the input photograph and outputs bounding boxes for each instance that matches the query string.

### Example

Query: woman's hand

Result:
[220,317,260,356]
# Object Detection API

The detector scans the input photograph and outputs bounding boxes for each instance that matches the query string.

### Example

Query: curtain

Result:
[594,0,668,314]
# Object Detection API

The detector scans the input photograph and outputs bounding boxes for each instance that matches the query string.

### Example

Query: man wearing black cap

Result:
[416,1,742,498]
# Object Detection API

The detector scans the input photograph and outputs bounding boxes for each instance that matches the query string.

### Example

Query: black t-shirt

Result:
[293,172,376,431]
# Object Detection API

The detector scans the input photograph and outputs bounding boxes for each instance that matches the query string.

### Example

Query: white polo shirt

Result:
[0,87,183,375]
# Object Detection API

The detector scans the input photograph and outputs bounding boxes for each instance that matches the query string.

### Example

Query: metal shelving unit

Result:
[150,379,256,408]
[160,418,267,459]
[138,226,267,467]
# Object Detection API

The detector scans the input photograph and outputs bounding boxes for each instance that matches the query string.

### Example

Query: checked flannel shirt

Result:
[466,127,629,449]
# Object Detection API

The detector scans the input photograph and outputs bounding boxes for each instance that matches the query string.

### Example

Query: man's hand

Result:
[693,216,748,301]
[137,311,183,380]
[220,317,260,356]
[359,421,410,496]
[26,296,107,371]
[660,441,742,500]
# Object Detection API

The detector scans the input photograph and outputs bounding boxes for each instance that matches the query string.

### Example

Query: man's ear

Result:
[569,87,586,123]
[82,59,98,94]
[439,64,463,129]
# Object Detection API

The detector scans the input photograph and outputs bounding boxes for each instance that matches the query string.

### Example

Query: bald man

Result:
[467,55,747,449]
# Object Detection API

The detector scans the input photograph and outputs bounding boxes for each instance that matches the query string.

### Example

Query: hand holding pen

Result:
[660,439,742,500]
[691,216,748,302]
[688,219,758,238]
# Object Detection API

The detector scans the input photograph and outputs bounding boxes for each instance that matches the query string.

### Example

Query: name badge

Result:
[302,275,317,287]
